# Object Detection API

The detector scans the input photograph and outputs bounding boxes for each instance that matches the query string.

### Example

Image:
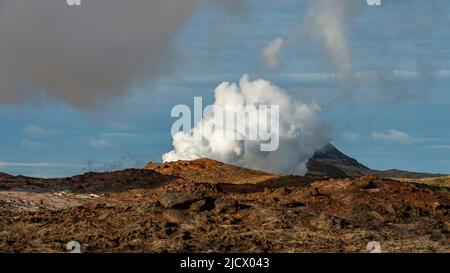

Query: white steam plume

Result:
[262,37,285,69]
[163,74,330,175]
[305,0,361,99]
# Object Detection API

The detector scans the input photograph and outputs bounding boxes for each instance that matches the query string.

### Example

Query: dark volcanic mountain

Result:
[307,143,444,179]
[306,144,371,178]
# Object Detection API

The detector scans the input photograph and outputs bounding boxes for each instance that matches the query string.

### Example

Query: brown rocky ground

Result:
[144,158,278,184]
[0,159,449,253]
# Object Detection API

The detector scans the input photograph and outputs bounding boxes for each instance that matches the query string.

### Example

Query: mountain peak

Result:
[307,143,370,178]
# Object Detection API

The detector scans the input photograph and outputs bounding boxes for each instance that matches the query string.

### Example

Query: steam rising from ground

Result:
[0,0,246,108]
[163,74,330,175]
[304,0,361,99]
[260,0,361,99]
[262,38,285,69]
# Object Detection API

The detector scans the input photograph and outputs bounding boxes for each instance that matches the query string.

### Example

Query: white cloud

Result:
[262,37,285,69]
[386,70,450,80]
[391,70,421,79]
[178,69,450,86]
[0,162,84,168]
[23,125,57,138]
[371,129,416,144]
[87,138,115,149]
[101,133,136,137]
[433,70,450,79]
[426,159,450,166]
[280,72,335,83]
[341,131,359,141]
[20,139,49,150]
[108,122,135,131]
[429,145,450,149]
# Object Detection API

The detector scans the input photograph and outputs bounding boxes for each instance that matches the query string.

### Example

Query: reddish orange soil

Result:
[0,159,449,253]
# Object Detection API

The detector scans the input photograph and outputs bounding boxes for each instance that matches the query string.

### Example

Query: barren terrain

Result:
[0,158,448,253]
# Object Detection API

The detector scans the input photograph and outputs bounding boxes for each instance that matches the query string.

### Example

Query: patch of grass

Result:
[394,175,450,188]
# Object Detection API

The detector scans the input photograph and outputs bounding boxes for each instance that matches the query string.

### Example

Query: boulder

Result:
[214,197,237,213]
[158,192,202,209]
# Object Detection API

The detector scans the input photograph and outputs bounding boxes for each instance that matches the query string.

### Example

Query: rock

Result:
[273,187,291,196]
[352,180,379,190]
[129,238,143,247]
[195,183,223,195]
[364,181,379,189]
[279,199,305,208]
[163,209,191,224]
[432,202,441,211]
[98,213,109,221]
[368,211,386,222]
[444,221,450,233]
[161,221,178,235]
[0,199,11,205]
[146,203,163,214]
[158,192,202,209]
[310,214,335,230]
[334,218,350,229]
[358,174,378,181]
[308,187,320,197]
[29,239,44,247]
[181,231,192,241]
[214,197,237,213]
[189,199,207,212]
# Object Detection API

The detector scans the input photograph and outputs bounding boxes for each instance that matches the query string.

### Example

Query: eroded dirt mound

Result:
[145,158,277,184]
[0,162,449,253]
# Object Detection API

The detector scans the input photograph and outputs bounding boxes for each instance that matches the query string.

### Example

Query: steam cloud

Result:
[304,0,361,99]
[260,0,361,97]
[163,74,330,175]
[262,38,285,69]
[0,0,242,108]
[303,0,439,103]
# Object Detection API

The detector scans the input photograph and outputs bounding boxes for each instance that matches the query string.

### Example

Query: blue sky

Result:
[0,0,449,177]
